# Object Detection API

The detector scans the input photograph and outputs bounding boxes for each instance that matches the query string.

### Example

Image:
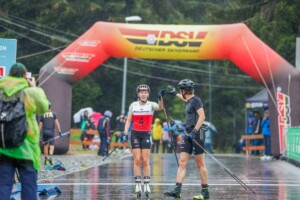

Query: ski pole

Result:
[169,117,256,195]
[161,98,179,167]
[102,146,119,161]
[42,131,70,145]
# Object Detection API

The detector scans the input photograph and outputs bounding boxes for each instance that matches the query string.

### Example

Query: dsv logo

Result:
[120,28,207,48]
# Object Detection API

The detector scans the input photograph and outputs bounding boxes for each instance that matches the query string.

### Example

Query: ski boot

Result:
[193,188,210,200]
[164,184,181,199]
[48,156,54,166]
[44,157,49,166]
[144,183,151,199]
[135,183,142,198]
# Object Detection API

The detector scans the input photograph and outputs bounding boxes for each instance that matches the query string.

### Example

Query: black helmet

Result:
[48,101,52,109]
[178,79,194,91]
[136,84,150,93]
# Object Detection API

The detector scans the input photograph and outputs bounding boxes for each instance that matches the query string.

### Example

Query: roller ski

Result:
[193,189,210,200]
[164,184,181,199]
[44,156,54,170]
[135,183,142,199]
[144,183,151,199]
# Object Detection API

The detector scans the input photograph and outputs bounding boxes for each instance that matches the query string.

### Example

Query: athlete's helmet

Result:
[48,101,52,109]
[178,79,194,91]
[136,84,150,93]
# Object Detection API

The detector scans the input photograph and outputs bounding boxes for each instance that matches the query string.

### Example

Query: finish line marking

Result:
[38,182,300,187]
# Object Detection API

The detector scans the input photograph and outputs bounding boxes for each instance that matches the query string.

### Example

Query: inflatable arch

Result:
[39,22,300,155]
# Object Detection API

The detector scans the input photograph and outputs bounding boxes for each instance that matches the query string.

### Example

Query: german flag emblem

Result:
[119,28,207,48]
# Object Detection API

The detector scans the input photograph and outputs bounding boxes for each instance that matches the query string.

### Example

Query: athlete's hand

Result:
[122,133,128,143]
[167,85,177,96]
[157,89,167,101]
[59,131,63,137]
[185,129,197,142]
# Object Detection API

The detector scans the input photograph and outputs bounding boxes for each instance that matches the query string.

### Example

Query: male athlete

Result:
[164,79,209,200]
[39,102,62,166]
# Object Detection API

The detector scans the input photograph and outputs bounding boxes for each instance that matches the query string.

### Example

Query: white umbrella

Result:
[73,107,94,123]
[203,121,217,134]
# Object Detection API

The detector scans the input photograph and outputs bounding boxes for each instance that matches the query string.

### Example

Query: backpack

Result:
[0,90,27,149]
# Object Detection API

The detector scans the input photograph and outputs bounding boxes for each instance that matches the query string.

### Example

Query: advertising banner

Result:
[0,38,17,77]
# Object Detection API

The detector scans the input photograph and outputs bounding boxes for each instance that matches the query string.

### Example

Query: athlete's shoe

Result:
[44,158,49,166]
[135,183,142,198]
[203,189,210,199]
[164,185,181,199]
[48,156,54,166]
[144,183,151,198]
[265,156,272,160]
[260,155,267,160]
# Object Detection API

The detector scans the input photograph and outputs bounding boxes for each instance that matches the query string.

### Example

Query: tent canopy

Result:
[245,88,268,109]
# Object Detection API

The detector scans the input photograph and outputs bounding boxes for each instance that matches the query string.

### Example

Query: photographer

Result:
[0,63,48,200]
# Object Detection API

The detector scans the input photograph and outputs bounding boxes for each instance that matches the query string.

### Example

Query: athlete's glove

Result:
[167,85,177,96]
[157,89,167,101]
[59,131,63,137]
[122,133,128,143]
[185,129,198,142]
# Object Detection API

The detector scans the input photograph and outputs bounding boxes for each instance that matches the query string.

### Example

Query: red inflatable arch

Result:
[39,22,300,155]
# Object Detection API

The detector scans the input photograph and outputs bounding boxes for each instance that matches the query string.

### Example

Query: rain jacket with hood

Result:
[0,76,48,171]
[152,118,162,140]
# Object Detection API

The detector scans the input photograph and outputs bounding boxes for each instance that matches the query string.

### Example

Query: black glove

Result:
[185,129,197,142]
[157,89,167,101]
[59,131,63,137]
[122,133,128,143]
[167,85,177,96]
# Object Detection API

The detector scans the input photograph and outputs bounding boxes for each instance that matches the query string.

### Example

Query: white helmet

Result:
[136,84,150,93]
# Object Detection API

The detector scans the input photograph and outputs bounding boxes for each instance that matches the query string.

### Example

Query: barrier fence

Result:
[286,127,300,163]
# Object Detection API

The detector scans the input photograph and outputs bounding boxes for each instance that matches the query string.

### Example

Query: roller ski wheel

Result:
[193,195,204,200]
[144,183,151,199]
[135,184,142,199]
[164,192,181,199]
[136,191,142,199]
[194,190,209,200]
[164,185,181,199]
[145,191,150,199]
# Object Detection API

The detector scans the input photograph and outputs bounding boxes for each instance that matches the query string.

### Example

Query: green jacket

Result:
[0,76,48,171]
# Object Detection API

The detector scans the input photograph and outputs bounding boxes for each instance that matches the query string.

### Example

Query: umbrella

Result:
[90,112,103,127]
[73,107,93,123]
[203,121,217,134]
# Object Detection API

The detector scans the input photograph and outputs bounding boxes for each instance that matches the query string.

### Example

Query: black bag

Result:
[0,98,27,149]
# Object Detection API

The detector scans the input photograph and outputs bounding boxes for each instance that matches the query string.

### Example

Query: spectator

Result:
[252,111,262,155]
[116,112,126,143]
[261,110,272,160]
[204,128,214,154]
[0,63,48,200]
[151,118,163,153]
[246,112,255,134]
[80,110,91,150]
[39,102,62,166]
[97,110,113,156]
[162,122,171,153]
